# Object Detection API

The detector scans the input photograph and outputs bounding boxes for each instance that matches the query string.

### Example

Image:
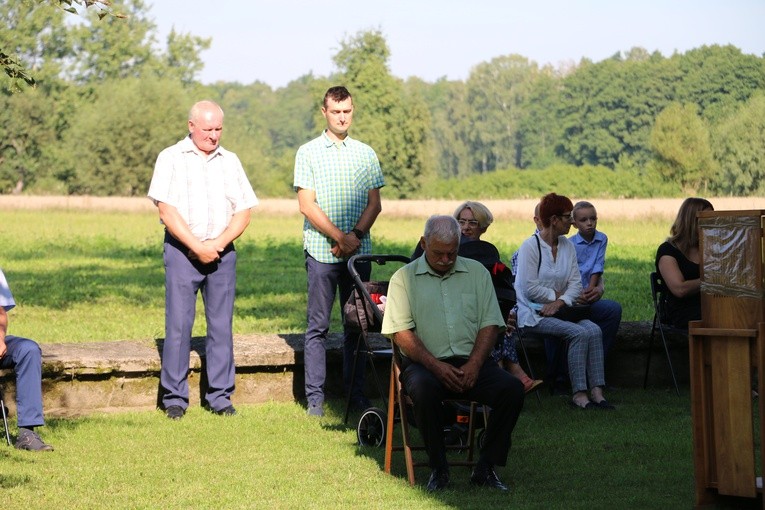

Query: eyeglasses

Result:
[555,213,574,222]
[458,219,480,227]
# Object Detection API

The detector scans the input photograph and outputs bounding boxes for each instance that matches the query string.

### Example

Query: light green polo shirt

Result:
[381,256,505,359]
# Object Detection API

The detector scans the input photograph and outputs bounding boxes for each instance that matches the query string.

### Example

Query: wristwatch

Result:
[351,228,364,239]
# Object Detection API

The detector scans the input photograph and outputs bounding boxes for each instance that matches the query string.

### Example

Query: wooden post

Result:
[691,210,765,508]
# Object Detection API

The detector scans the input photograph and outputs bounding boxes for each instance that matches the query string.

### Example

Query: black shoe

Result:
[470,467,509,491]
[594,399,615,410]
[15,429,54,452]
[214,405,237,416]
[165,405,185,420]
[426,466,450,492]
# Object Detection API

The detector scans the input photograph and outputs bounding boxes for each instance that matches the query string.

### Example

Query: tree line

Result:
[2,0,764,199]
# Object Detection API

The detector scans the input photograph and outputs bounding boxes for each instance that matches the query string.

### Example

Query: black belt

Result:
[164,230,234,258]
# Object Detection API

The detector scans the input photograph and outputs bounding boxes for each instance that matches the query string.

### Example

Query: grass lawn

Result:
[2,388,697,510]
[1,209,666,344]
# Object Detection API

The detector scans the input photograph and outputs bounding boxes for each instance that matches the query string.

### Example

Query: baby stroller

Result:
[343,254,410,447]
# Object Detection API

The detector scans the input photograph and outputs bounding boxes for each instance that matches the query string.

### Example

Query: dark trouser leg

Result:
[401,358,525,469]
[161,241,203,410]
[400,361,449,469]
[461,360,525,467]
[589,299,622,360]
[1,336,44,428]
[201,249,237,411]
[304,255,342,408]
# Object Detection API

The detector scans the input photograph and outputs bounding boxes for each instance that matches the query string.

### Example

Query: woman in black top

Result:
[655,197,714,328]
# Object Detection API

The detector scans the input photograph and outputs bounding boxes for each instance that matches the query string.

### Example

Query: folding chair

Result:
[643,271,682,396]
[0,387,11,446]
[383,343,488,486]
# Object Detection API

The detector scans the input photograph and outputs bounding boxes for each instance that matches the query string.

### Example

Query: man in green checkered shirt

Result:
[293,86,385,417]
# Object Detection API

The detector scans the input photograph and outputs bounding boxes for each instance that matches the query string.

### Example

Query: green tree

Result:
[214,81,284,196]
[557,49,677,169]
[675,45,765,124]
[0,89,61,193]
[415,77,472,179]
[333,30,432,197]
[58,76,192,195]
[712,93,765,195]
[1,0,120,89]
[466,54,544,172]
[650,102,716,193]
[0,1,71,89]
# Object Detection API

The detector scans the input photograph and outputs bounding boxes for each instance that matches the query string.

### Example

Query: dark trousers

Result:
[400,357,525,469]
[303,253,370,407]
[0,336,44,428]
[161,233,237,411]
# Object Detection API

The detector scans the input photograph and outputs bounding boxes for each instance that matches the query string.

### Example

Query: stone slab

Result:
[0,322,689,417]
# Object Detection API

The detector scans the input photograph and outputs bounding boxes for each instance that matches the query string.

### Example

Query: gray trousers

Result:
[161,233,237,411]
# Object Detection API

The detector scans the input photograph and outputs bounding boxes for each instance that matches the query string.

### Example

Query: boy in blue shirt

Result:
[569,201,622,359]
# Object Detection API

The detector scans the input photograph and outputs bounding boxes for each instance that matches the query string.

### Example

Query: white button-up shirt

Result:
[147,136,259,241]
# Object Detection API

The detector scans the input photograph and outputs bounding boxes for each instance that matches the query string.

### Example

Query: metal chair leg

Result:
[0,396,11,446]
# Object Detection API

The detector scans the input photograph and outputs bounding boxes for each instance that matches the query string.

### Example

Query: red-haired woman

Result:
[514,193,612,410]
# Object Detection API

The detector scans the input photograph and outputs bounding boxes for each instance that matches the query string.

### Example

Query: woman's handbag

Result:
[552,303,592,322]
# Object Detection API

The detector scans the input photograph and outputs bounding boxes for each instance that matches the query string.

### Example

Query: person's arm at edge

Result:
[0,307,7,359]
[352,188,382,235]
[658,255,701,298]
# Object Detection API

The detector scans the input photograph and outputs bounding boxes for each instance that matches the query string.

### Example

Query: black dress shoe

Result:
[426,467,450,492]
[165,405,185,420]
[214,405,238,416]
[470,467,509,491]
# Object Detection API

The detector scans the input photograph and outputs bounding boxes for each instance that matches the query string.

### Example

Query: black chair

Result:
[643,271,683,396]
[0,387,11,446]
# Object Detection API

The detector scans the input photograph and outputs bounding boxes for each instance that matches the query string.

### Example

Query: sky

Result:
[147,0,765,89]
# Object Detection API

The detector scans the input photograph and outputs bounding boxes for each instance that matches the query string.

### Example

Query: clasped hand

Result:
[188,240,224,264]
[434,359,479,393]
[330,232,361,258]
[578,286,603,304]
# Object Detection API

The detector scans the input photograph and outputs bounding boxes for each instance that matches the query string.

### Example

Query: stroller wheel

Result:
[444,426,466,453]
[357,407,386,447]
[476,429,486,450]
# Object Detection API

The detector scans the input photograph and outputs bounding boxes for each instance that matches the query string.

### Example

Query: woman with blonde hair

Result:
[655,197,714,329]
[453,201,543,394]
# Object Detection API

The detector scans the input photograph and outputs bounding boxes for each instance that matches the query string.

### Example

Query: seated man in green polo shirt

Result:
[381,215,525,492]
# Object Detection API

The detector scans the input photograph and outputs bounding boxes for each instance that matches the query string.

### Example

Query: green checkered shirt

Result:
[293,131,384,263]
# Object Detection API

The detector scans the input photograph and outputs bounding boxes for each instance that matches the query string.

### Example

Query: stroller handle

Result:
[347,254,411,325]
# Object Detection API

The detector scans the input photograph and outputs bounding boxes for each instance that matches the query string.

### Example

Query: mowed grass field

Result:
[3,196,762,344]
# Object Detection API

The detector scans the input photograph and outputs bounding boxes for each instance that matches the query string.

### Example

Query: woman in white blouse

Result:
[514,193,612,410]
